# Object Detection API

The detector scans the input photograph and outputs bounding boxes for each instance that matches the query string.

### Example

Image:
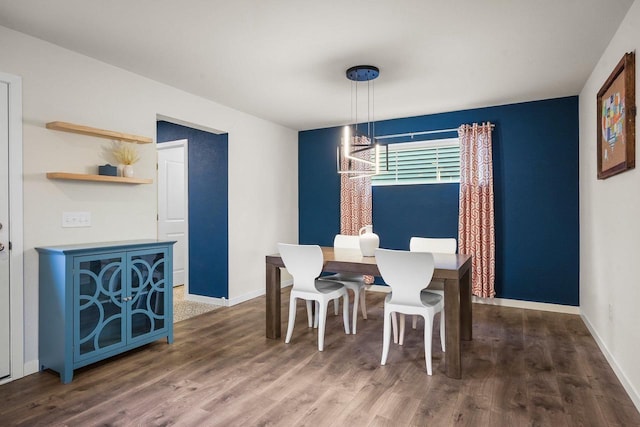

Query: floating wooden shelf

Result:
[47,172,153,184]
[46,121,152,144]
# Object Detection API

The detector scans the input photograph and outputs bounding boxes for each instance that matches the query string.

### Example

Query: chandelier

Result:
[337,65,387,178]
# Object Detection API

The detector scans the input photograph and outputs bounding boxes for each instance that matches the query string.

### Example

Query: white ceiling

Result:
[0,0,634,131]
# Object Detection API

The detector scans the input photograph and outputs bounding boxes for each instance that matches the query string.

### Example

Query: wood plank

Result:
[253,379,326,426]
[449,338,494,425]
[485,306,529,425]
[523,310,561,396]
[0,290,638,426]
[46,172,153,184]
[525,393,570,426]
[370,391,421,426]
[46,121,152,144]
[296,386,357,427]
[409,374,460,426]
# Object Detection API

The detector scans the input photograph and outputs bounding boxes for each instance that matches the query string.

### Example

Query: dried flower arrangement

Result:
[111,142,140,165]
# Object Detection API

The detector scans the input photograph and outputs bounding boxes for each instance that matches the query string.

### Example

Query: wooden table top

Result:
[266,246,471,280]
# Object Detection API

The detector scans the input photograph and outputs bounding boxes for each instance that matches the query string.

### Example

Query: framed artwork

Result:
[597,52,636,179]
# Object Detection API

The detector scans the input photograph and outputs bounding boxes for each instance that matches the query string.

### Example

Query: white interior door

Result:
[157,140,188,288]
[0,81,10,379]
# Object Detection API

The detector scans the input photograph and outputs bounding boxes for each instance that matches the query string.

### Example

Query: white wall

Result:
[0,25,298,373]
[579,0,640,409]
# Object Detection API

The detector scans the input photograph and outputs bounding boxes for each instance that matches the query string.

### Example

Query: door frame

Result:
[0,71,24,384]
[157,139,189,293]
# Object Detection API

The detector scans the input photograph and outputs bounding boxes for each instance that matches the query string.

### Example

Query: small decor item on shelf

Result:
[98,164,117,176]
[358,224,379,257]
[123,165,134,178]
[111,142,140,177]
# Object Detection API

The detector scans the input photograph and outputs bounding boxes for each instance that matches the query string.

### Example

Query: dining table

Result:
[265,246,473,379]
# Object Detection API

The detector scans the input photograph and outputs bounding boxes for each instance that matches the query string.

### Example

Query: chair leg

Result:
[352,288,359,335]
[391,312,398,344]
[342,293,350,335]
[360,288,368,320]
[399,314,406,346]
[381,309,391,365]
[412,315,418,329]
[424,313,434,375]
[314,301,319,328]
[440,312,446,352]
[334,299,339,316]
[285,296,298,344]
[306,300,313,328]
[318,300,329,351]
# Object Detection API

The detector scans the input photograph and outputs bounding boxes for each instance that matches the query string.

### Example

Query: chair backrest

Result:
[375,248,435,306]
[409,237,456,254]
[278,243,324,293]
[334,234,360,249]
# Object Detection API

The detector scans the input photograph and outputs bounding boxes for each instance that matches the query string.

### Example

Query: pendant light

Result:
[337,65,387,178]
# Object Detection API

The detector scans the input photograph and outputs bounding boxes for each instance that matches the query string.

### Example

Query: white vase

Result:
[123,165,134,178]
[358,225,379,257]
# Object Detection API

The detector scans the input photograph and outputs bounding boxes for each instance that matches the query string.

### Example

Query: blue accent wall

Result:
[299,96,579,306]
[157,121,229,299]
[299,127,343,247]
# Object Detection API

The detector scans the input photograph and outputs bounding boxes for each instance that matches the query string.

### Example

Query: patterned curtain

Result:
[458,123,495,298]
[340,135,373,235]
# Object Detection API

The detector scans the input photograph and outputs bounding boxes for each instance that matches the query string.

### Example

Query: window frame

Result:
[372,137,460,186]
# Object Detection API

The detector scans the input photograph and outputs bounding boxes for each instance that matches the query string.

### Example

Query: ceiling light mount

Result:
[346,65,380,82]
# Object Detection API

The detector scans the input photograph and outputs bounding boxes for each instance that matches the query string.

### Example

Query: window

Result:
[372,137,460,186]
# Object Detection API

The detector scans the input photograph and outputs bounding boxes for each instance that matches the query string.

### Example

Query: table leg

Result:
[444,278,461,379]
[266,263,281,339]
[460,266,472,341]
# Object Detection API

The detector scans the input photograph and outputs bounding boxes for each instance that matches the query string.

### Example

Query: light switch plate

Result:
[62,211,91,228]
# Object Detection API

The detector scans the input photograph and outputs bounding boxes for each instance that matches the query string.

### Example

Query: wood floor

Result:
[1,289,639,426]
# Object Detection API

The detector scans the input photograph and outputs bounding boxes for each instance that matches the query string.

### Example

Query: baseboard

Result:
[368,286,579,314]
[221,283,578,315]
[227,289,265,306]
[472,296,580,314]
[184,293,226,306]
[24,359,39,376]
[183,280,294,308]
[581,314,640,412]
[0,362,34,385]
[229,279,293,306]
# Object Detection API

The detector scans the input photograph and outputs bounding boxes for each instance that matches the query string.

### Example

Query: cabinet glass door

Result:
[74,254,126,362]
[128,248,168,342]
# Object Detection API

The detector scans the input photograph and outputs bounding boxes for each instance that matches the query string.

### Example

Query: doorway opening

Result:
[156,118,229,307]
[0,71,24,385]
[157,139,189,290]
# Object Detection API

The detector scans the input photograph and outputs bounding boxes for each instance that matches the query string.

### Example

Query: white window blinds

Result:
[372,137,460,186]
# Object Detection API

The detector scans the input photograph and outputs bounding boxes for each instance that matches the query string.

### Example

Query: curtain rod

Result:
[375,123,494,140]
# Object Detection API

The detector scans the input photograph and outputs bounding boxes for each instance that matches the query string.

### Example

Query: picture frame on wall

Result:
[597,51,636,180]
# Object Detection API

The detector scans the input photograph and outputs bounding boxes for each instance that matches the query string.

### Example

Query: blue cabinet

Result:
[37,240,175,383]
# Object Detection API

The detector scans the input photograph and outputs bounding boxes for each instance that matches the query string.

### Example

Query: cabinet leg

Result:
[61,370,73,384]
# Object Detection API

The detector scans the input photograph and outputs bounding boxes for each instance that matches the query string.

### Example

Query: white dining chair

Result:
[398,237,456,345]
[318,234,368,334]
[375,248,444,375]
[278,243,350,351]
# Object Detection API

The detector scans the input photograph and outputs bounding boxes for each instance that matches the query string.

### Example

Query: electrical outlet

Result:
[62,211,91,228]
